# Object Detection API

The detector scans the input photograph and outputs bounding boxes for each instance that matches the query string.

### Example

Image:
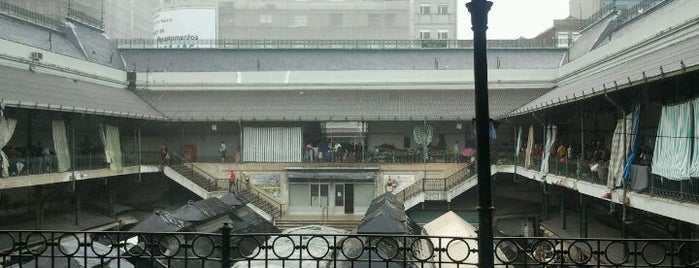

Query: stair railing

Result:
[396,161,477,202]
[172,155,219,191]
[239,180,284,218]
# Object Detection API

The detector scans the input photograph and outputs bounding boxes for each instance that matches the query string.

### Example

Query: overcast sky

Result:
[456,0,570,39]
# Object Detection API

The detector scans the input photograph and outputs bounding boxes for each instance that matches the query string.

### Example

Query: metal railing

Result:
[115,38,560,50]
[0,1,64,31]
[67,7,103,30]
[617,0,668,26]
[237,180,284,218]
[395,161,477,202]
[0,228,696,267]
[578,3,617,31]
[497,152,699,204]
[1,152,162,179]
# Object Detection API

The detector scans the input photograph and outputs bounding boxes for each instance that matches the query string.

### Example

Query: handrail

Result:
[396,161,477,202]
[239,181,284,218]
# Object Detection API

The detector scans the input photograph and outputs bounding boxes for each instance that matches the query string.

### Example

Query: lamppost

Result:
[466,0,494,267]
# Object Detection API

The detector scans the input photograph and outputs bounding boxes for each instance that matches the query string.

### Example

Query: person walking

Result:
[453,141,461,163]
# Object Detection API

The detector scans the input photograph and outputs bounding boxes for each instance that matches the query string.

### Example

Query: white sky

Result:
[456,0,570,39]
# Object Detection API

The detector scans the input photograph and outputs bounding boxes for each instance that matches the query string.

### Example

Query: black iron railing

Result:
[0,228,696,267]
[395,162,477,202]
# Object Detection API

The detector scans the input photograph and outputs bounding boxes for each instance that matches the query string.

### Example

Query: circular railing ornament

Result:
[306,235,330,259]
[191,235,216,258]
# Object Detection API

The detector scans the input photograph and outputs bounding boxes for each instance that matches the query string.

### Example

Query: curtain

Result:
[524,125,534,168]
[99,124,123,172]
[0,117,18,177]
[52,120,71,172]
[243,127,302,162]
[540,124,557,174]
[651,100,693,180]
[623,105,641,181]
[691,98,699,177]
[608,113,633,188]
[515,126,522,158]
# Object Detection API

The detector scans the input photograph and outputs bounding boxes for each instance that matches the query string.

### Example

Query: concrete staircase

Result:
[395,162,479,209]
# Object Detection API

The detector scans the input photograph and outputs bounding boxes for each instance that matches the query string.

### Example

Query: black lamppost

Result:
[466,0,494,267]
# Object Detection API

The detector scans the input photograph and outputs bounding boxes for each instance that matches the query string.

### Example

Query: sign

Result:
[153,8,217,48]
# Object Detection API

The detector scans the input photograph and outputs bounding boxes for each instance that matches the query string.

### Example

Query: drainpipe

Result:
[604,93,628,238]
[467,0,494,267]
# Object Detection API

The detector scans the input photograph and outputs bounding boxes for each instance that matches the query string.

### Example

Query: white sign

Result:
[153,8,217,48]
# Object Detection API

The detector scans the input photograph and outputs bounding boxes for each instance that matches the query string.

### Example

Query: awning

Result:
[287,171,376,181]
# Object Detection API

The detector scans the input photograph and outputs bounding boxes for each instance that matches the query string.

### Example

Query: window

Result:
[330,13,342,26]
[291,15,307,27]
[259,14,272,24]
[419,30,431,40]
[437,5,448,14]
[437,30,448,40]
[310,184,329,207]
[419,4,430,14]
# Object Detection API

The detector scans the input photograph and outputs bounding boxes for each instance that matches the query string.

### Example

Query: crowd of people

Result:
[304,140,365,162]
[1,142,52,178]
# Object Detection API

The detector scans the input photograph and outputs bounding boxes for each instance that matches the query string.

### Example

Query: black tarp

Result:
[218,192,246,207]
[172,198,231,222]
[129,210,191,233]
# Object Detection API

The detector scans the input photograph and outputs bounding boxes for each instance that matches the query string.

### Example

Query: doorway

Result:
[335,183,354,214]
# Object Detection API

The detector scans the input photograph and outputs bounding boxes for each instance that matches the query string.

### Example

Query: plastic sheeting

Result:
[424,211,479,267]
[243,127,302,162]
[219,192,246,207]
[0,116,17,177]
[52,120,71,172]
[691,98,699,177]
[173,198,231,222]
[129,210,191,233]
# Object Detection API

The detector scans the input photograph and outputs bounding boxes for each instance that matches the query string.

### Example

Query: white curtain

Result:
[243,127,302,162]
[691,98,699,177]
[52,120,71,172]
[524,125,534,168]
[652,100,693,181]
[515,126,522,158]
[540,124,557,174]
[0,117,18,177]
[607,113,633,188]
[99,124,123,172]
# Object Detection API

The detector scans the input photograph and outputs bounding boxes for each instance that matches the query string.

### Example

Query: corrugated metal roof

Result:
[70,22,124,69]
[0,65,165,119]
[511,33,699,116]
[0,14,84,59]
[121,49,565,72]
[136,88,547,121]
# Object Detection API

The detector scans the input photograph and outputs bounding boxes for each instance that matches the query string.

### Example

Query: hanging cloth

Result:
[99,123,123,172]
[622,105,641,181]
[524,125,534,168]
[651,100,693,180]
[515,126,522,158]
[0,116,18,177]
[52,120,71,172]
[608,112,633,188]
[691,98,699,177]
[540,124,557,174]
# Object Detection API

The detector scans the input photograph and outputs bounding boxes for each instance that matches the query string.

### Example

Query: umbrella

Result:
[461,147,477,157]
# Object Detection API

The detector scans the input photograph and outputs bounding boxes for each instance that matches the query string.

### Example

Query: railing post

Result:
[220,223,231,268]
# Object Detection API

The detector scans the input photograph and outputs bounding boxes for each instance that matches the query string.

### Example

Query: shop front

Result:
[285,168,377,215]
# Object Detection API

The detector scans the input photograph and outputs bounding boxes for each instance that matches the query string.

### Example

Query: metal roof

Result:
[0,65,165,120]
[121,49,565,72]
[0,14,83,59]
[135,88,547,121]
[510,33,699,116]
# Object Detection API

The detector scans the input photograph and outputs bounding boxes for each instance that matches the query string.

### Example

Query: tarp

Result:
[219,192,246,207]
[129,210,191,233]
[172,198,231,222]
[652,99,693,180]
[424,211,479,267]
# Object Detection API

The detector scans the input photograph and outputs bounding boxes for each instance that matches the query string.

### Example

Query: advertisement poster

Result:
[249,173,281,199]
[382,174,416,193]
[153,8,217,48]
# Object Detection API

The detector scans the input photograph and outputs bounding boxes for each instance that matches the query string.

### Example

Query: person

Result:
[385,177,394,192]
[229,169,237,192]
[305,142,313,162]
[556,144,567,160]
[219,141,227,163]
[453,141,461,163]
[373,146,380,162]
[160,144,169,165]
